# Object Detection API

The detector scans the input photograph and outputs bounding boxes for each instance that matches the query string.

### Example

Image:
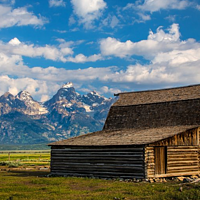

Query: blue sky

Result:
[0,0,200,101]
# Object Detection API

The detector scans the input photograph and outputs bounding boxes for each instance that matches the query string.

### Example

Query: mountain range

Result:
[0,82,116,147]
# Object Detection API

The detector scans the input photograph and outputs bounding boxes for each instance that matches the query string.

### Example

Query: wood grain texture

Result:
[51,146,145,179]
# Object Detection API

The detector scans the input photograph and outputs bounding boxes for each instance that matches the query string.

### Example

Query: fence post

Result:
[8,152,10,161]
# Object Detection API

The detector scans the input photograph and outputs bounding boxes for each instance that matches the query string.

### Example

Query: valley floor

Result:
[0,152,200,200]
[0,169,200,200]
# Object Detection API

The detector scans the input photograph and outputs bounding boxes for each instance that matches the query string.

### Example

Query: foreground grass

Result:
[0,171,199,200]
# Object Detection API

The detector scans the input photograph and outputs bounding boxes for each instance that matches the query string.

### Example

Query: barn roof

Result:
[48,125,199,146]
[114,84,200,106]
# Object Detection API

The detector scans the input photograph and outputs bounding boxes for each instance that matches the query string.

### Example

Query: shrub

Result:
[0,161,22,168]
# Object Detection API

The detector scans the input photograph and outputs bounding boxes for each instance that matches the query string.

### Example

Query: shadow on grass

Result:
[2,170,50,177]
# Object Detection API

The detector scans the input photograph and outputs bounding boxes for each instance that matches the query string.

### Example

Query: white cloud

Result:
[66,54,103,63]
[110,16,119,28]
[100,23,197,60]
[123,0,190,23]
[165,15,176,22]
[138,13,151,21]
[0,0,15,5]
[102,15,119,28]
[49,0,66,7]
[0,38,101,63]
[0,5,48,28]
[0,75,58,102]
[70,0,107,29]
[137,0,190,13]
[0,38,73,61]
[197,5,200,10]
[1,49,200,101]
[100,86,121,95]
[1,22,200,101]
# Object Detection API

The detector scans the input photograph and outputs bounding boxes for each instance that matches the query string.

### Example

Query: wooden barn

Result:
[49,84,200,179]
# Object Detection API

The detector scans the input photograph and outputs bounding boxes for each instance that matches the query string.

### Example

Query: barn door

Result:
[155,147,167,174]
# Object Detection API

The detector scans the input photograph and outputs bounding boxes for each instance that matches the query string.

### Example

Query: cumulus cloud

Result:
[100,86,121,95]
[0,38,102,63]
[0,4,48,28]
[49,0,66,7]
[0,38,73,61]
[100,23,199,60]
[66,54,103,63]
[70,0,107,29]
[1,22,200,101]
[0,75,60,102]
[1,54,200,101]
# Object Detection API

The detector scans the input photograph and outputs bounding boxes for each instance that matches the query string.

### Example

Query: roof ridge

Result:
[114,83,200,96]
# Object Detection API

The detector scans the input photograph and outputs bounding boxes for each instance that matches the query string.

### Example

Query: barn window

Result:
[155,147,167,174]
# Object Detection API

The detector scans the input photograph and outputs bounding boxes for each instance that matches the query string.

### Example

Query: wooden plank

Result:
[167,154,198,158]
[167,149,198,152]
[155,147,166,175]
[149,171,200,178]
[51,157,144,162]
[51,160,144,165]
[168,160,198,164]
[52,148,144,152]
[168,146,198,149]
[51,154,143,158]
[167,166,199,170]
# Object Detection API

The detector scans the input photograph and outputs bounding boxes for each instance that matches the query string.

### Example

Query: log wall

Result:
[167,146,199,174]
[145,146,199,178]
[144,147,155,178]
[50,146,145,179]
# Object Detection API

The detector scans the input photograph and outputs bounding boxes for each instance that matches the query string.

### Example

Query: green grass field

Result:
[0,151,50,167]
[0,170,200,200]
[0,152,199,200]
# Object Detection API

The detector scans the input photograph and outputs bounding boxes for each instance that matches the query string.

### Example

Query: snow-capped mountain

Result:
[0,83,116,146]
[16,91,48,115]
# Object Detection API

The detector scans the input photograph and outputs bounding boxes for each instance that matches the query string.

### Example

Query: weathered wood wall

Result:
[51,146,145,179]
[144,147,155,178]
[150,128,199,147]
[145,146,199,178]
[198,129,200,171]
[167,146,199,175]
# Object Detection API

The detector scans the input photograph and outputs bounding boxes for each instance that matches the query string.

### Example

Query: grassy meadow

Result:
[0,151,200,200]
[0,170,200,200]
[0,151,50,168]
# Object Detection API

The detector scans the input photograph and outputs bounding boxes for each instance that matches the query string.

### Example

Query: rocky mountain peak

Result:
[82,90,107,105]
[1,92,14,98]
[45,82,80,106]
[16,91,32,101]
[62,82,73,89]
[15,91,48,115]
[0,92,16,104]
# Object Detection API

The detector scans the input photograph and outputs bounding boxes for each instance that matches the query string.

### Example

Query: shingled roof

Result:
[49,125,199,146]
[114,84,200,106]
[49,84,200,147]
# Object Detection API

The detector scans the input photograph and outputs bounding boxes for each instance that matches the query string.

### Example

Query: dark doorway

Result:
[155,147,167,174]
